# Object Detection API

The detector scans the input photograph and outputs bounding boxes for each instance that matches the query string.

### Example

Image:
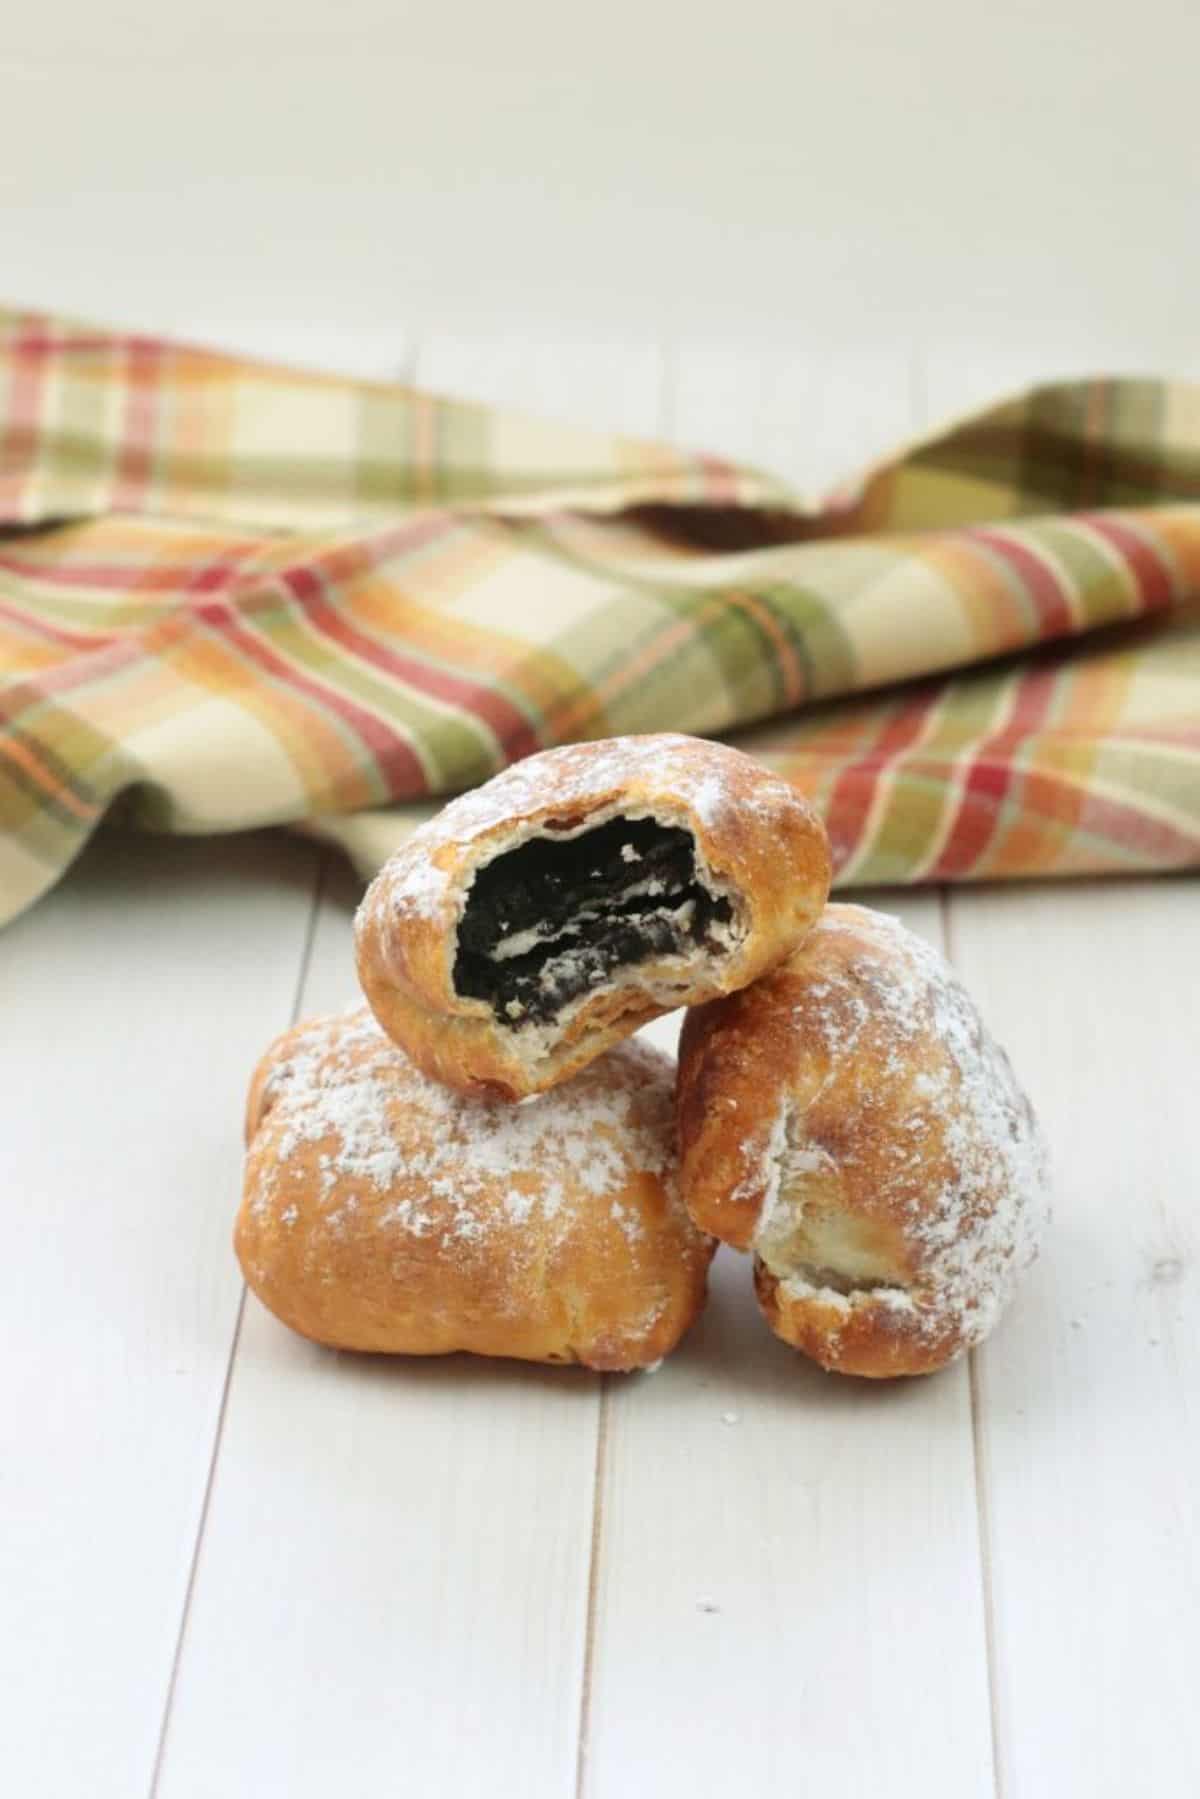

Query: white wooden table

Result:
[3,336,1197,1799]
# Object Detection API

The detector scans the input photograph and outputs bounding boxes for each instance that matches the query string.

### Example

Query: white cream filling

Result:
[503,925,742,1063]
[522,901,700,1002]
[491,875,678,962]
[751,1101,914,1312]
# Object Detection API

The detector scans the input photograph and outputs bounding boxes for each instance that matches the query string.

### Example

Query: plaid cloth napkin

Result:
[2,306,1198,926]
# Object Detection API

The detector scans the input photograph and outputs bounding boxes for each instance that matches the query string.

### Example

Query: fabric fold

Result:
[2,305,1198,924]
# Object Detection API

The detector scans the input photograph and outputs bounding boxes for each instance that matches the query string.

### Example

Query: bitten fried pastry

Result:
[676,904,1050,1377]
[355,733,831,1100]
[237,1009,713,1371]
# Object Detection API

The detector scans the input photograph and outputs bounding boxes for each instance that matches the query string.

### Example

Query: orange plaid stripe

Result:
[2,306,1198,922]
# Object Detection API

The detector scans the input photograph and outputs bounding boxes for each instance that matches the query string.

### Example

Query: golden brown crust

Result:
[237,1009,714,1371]
[751,1259,962,1378]
[677,904,1050,1378]
[354,733,830,1099]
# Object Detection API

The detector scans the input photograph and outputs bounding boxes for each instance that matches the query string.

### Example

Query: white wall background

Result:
[3,0,1198,372]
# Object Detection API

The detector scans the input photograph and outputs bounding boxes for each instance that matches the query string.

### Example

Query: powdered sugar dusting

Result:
[251,1009,685,1258]
[362,733,805,931]
[381,850,450,922]
[765,904,1051,1354]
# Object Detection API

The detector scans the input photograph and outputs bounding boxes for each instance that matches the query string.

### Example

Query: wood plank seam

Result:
[968,1349,1005,1799]
[575,339,668,1795]
[404,334,655,1797]
[569,363,989,1795]
[574,1376,611,1799]
[146,846,329,1798]
[941,886,1004,1799]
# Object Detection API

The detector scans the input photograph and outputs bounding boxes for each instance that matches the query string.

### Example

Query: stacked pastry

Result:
[238,734,1050,1379]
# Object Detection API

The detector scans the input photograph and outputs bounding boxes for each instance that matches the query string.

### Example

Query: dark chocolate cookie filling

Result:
[454,815,733,1026]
